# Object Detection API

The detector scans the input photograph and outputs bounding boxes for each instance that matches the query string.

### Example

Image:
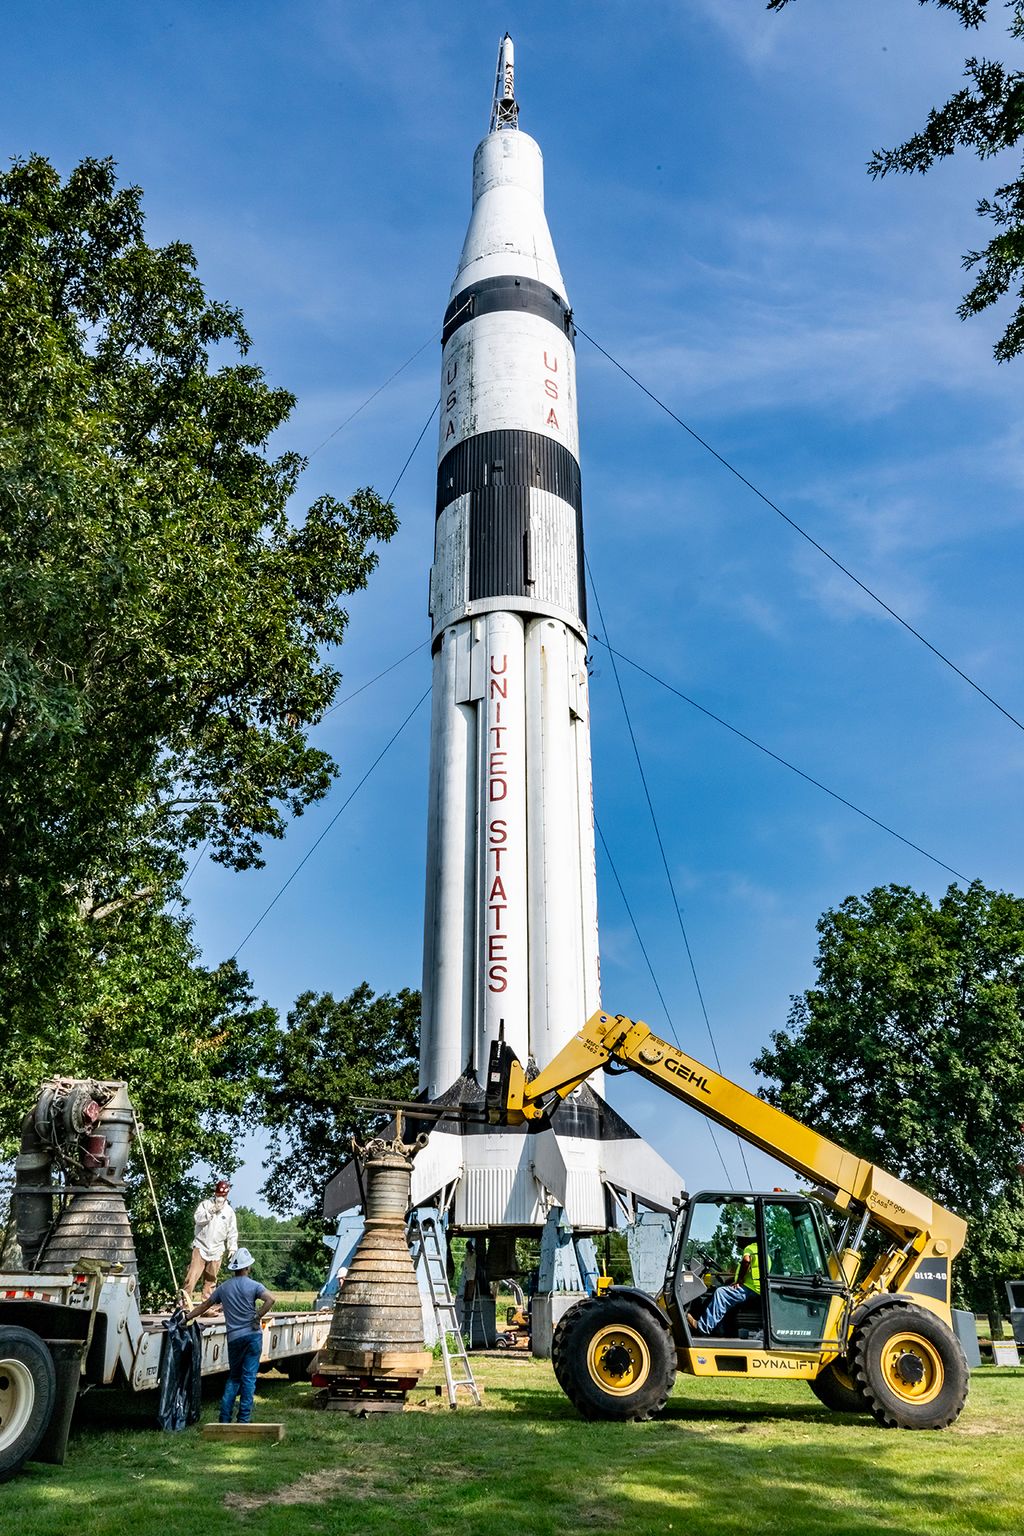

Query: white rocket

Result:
[411,37,683,1233]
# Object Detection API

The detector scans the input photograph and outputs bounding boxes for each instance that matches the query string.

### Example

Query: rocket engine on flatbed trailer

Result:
[0,1076,328,1481]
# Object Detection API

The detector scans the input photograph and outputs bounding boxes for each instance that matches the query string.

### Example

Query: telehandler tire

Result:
[808,1357,871,1414]
[551,1295,676,1421]
[0,1326,57,1481]
[852,1304,969,1429]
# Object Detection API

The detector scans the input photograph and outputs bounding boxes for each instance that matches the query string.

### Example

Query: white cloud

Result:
[609,287,998,424]
[687,0,788,69]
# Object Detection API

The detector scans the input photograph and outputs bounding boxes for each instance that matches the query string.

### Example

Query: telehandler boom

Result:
[486,1011,970,1429]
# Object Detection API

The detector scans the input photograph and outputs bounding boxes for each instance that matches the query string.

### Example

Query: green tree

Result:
[259,985,421,1235]
[0,155,398,1295]
[769,0,1024,360]
[234,1206,325,1292]
[0,153,397,1022]
[753,880,1024,1332]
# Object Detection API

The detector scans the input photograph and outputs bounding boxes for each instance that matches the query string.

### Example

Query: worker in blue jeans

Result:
[688,1233,761,1335]
[185,1247,277,1422]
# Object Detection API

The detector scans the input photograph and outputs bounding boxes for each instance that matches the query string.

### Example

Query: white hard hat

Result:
[229,1248,255,1271]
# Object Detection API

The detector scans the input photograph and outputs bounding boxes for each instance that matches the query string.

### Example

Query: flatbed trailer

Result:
[2,1073,333,1479]
[0,1267,329,1477]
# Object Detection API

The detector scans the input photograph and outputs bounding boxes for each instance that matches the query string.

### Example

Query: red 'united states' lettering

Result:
[486,653,512,993]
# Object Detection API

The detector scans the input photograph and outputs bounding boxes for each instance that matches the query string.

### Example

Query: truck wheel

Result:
[852,1305,969,1429]
[552,1295,676,1421]
[0,1327,57,1481]
[809,1357,870,1414]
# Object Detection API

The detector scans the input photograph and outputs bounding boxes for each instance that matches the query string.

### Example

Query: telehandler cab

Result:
[486,1011,970,1430]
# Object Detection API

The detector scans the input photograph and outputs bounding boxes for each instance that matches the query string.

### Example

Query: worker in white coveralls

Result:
[180,1178,238,1301]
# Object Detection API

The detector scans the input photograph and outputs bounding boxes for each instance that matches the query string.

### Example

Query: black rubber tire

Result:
[551,1303,581,1397]
[0,1327,57,1481]
[551,1295,676,1422]
[809,1357,871,1414]
[852,1305,969,1430]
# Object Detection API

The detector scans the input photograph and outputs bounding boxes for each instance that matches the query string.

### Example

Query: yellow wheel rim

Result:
[881,1332,944,1405]
[586,1324,651,1396]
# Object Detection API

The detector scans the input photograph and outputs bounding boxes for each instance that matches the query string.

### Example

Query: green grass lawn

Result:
[8,1361,1022,1535]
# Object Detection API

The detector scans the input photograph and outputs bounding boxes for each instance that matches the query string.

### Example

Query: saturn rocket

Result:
[410,38,683,1242]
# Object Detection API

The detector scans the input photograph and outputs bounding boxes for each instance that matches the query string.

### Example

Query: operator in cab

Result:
[688,1231,760,1335]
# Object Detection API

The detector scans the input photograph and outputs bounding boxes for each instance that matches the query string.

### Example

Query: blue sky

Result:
[7,2,1023,1212]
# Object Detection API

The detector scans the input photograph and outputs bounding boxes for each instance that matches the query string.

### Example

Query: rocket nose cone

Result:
[452,129,566,298]
[472,129,544,207]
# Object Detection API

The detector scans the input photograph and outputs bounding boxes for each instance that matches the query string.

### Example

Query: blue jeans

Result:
[700,1284,758,1333]
[220,1330,263,1423]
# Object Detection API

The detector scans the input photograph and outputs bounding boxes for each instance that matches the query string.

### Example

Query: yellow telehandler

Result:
[486,1011,970,1430]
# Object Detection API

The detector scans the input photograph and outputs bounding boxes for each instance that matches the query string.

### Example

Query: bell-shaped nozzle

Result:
[316,1133,431,1401]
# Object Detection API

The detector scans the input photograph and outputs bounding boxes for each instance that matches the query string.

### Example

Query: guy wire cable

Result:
[175,396,436,909]
[177,643,429,903]
[176,839,210,902]
[313,631,966,880]
[592,638,967,883]
[323,642,429,718]
[132,1115,179,1294]
[576,321,1024,737]
[384,399,438,502]
[586,553,753,1184]
[232,683,431,959]
[306,297,467,461]
[595,816,734,1183]
[323,399,438,715]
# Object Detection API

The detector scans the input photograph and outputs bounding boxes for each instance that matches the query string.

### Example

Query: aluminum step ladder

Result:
[465,1287,494,1349]
[408,1212,481,1408]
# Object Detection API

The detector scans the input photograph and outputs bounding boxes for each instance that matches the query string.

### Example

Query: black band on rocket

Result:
[442,274,575,347]
[436,428,581,519]
[466,486,587,627]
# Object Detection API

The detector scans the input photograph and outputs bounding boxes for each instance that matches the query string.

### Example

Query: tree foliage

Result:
[769,0,1024,360]
[753,881,1024,1318]
[259,985,421,1227]
[0,155,399,1296]
[234,1205,324,1291]
[0,154,397,1015]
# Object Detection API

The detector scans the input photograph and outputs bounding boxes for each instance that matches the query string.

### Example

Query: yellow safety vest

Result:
[734,1243,761,1294]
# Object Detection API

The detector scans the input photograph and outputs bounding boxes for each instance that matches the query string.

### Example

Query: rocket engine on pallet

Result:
[311,1129,432,1413]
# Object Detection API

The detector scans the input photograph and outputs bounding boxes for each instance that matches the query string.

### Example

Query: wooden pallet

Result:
[201,1422,285,1443]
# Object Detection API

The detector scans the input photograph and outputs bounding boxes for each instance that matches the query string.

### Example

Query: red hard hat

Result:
[215,1179,231,1195]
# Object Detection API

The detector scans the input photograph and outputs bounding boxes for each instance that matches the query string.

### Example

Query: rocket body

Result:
[422,123,599,1102]
[408,43,683,1234]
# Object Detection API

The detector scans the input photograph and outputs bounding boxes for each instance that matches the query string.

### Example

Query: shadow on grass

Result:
[69,1364,304,1438]
[485,1378,859,1427]
[18,1370,1016,1536]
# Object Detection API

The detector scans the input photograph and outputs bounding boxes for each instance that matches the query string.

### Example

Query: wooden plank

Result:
[201,1422,285,1443]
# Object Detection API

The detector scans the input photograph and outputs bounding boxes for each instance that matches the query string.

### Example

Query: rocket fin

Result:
[403,1078,685,1232]
[409,1128,464,1210]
